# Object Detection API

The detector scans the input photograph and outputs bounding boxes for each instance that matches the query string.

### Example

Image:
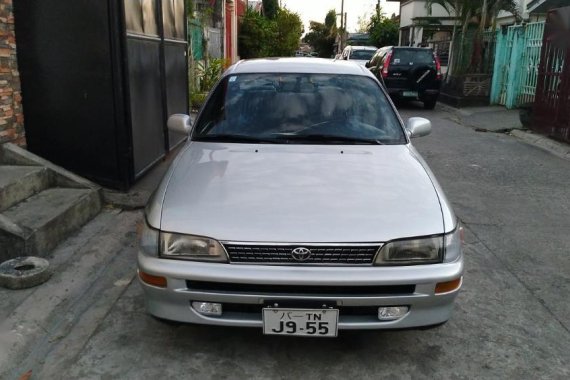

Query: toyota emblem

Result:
[291,247,312,261]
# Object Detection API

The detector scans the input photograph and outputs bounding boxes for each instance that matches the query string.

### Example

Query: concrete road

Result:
[1,102,569,379]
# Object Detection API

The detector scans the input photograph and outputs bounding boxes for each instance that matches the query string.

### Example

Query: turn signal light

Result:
[435,277,462,294]
[434,54,442,80]
[139,270,167,288]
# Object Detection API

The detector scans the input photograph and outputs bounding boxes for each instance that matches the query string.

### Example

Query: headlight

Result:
[138,219,159,256]
[375,223,463,265]
[375,236,443,265]
[160,232,228,262]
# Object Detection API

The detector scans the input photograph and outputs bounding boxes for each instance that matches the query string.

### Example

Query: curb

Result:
[510,130,570,162]
[438,103,570,162]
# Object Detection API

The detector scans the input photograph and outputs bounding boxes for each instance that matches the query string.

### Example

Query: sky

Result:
[280,0,400,34]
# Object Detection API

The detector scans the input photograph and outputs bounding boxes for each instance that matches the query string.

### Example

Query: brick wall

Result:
[0,0,24,145]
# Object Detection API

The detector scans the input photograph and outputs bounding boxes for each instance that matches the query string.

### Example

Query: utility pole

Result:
[340,0,344,30]
[338,0,345,54]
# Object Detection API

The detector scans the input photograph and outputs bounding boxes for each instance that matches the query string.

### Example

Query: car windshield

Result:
[193,73,406,145]
[392,49,434,65]
[350,50,376,60]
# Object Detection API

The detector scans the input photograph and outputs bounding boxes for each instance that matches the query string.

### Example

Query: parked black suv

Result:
[366,46,442,109]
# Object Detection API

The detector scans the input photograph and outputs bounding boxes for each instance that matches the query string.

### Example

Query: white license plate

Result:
[262,308,339,337]
[402,91,418,97]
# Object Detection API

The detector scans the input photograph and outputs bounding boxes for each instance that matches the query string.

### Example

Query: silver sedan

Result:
[138,58,463,337]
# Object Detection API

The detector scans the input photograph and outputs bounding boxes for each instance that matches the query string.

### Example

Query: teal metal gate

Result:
[490,22,545,109]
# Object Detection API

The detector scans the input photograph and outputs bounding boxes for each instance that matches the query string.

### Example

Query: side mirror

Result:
[406,117,432,138]
[167,114,193,135]
[365,61,371,68]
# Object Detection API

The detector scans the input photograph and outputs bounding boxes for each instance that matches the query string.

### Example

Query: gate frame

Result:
[490,21,545,109]
[532,7,570,143]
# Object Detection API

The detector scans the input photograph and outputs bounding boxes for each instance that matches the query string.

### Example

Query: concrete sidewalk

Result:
[439,103,570,161]
[0,140,186,379]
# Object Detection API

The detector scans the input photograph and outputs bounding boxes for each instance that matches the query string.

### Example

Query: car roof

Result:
[393,47,433,50]
[347,46,378,51]
[225,58,374,77]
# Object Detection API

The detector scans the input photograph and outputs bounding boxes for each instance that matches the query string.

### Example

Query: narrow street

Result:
[2,103,569,379]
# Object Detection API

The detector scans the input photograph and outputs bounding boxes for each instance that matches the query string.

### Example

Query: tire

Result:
[423,97,437,110]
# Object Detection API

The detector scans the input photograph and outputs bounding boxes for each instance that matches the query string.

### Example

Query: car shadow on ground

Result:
[392,99,434,111]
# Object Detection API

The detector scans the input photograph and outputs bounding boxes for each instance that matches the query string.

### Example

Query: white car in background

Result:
[339,45,378,66]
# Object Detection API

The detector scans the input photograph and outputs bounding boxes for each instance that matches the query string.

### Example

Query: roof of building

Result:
[528,0,569,13]
[225,58,373,77]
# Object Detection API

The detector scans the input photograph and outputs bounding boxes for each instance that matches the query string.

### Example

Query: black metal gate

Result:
[14,0,189,190]
[533,6,570,143]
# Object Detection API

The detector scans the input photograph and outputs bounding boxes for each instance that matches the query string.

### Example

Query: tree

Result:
[367,13,399,48]
[238,6,303,58]
[356,13,370,33]
[239,8,274,58]
[262,0,279,20]
[303,10,337,58]
[269,8,303,56]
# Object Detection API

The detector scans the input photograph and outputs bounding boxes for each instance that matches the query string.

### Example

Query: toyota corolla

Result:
[138,58,463,337]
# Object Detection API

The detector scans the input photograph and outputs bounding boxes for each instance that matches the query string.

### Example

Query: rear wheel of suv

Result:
[423,97,437,110]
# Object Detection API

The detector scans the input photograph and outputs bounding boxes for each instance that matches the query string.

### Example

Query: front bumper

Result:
[137,250,463,330]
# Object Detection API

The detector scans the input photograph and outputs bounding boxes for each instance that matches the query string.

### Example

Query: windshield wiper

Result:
[195,134,284,144]
[276,134,385,145]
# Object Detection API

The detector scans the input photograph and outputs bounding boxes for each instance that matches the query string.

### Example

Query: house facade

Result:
[390,0,548,49]
[388,0,457,47]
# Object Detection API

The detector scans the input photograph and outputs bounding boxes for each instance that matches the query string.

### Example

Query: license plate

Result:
[402,91,418,98]
[262,308,339,337]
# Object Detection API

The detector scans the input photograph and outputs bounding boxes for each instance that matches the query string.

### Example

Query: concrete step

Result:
[0,165,50,211]
[0,188,102,261]
[0,210,140,378]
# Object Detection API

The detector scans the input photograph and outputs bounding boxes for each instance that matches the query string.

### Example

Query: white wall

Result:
[400,0,453,28]
[399,0,454,46]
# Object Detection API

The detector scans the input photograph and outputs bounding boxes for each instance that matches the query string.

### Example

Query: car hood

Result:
[159,142,445,242]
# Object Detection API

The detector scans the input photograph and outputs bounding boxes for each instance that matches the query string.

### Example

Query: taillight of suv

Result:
[434,54,442,80]
[382,51,393,79]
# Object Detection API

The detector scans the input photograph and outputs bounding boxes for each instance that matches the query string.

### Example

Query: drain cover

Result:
[0,256,51,289]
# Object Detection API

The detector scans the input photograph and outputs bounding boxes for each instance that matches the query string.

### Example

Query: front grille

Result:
[223,244,380,265]
[186,280,415,296]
